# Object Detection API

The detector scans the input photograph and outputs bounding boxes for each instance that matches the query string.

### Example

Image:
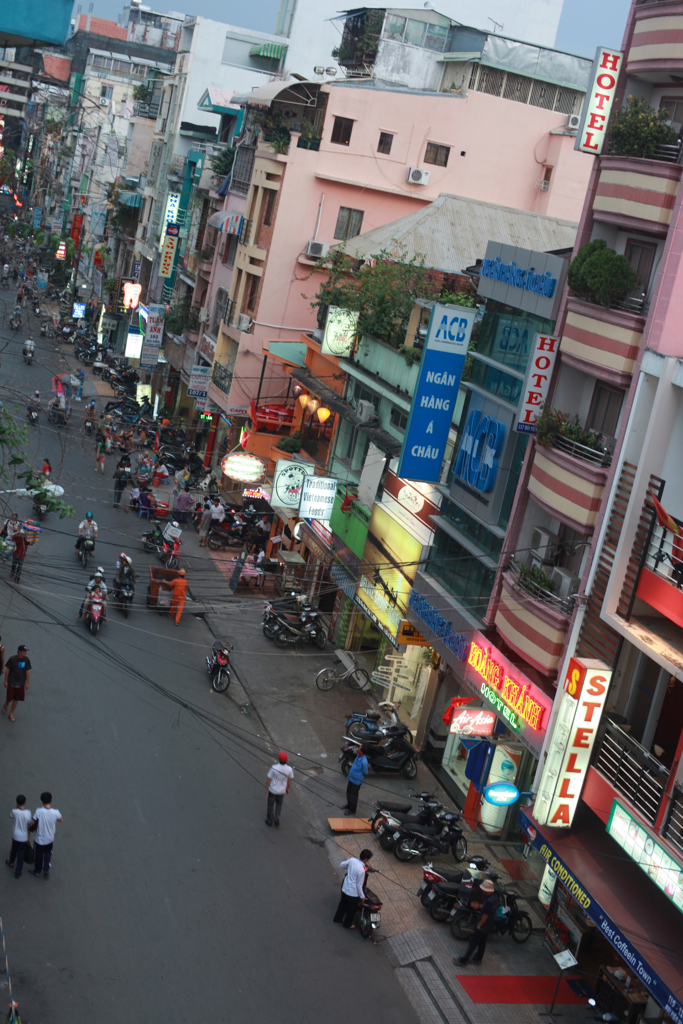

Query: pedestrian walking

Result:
[112,464,129,509]
[95,437,107,474]
[341,744,368,816]
[42,457,51,480]
[164,568,188,626]
[2,645,30,722]
[29,792,62,879]
[9,527,28,583]
[175,486,194,528]
[264,751,293,827]
[6,795,32,878]
[454,879,500,966]
[198,502,212,546]
[333,849,373,928]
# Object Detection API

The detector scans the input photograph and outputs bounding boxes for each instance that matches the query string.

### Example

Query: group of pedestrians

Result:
[7,792,62,879]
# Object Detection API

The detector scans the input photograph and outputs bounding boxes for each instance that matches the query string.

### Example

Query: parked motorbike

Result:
[206,639,234,693]
[376,795,446,851]
[448,888,532,943]
[141,522,182,570]
[40,320,53,338]
[206,521,246,552]
[272,610,327,649]
[416,856,490,907]
[392,811,467,863]
[85,593,106,635]
[355,883,382,939]
[426,864,500,922]
[113,574,135,618]
[340,736,418,780]
[78,537,96,569]
[345,702,404,742]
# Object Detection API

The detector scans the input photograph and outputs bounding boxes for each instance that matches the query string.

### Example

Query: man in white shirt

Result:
[334,849,374,928]
[29,791,62,879]
[6,794,32,877]
[265,751,293,827]
[210,499,225,523]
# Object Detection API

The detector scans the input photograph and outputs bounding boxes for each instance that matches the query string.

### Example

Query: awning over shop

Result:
[249,42,287,59]
[520,805,683,1022]
[206,210,243,234]
[118,191,142,208]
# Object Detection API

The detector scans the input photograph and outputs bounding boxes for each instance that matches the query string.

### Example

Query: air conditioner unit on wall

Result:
[566,113,581,130]
[530,527,560,564]
[356,400,376,422]
[551,567,580,600]
[407,167,430,185]
[237,314,252,332]
[305,240,329,259]
[99,97,110,106]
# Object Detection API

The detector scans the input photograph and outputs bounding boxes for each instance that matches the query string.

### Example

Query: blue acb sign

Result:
[454,408,506,494]
[397,305,476,483]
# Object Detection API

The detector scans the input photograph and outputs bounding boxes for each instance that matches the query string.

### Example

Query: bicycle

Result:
[316,650,370,691]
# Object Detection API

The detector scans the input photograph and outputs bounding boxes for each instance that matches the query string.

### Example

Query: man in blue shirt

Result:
[342,744,368,816]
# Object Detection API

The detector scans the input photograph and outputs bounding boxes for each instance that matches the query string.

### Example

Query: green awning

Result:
[118,191,142,208]
[249,42,286,59]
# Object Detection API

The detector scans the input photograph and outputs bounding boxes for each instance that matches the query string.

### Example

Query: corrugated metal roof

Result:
[342,193,578,273]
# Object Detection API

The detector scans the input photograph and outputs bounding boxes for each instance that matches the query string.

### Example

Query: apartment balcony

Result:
[593,718,670,825]
[528,436,611,533]
[592,154,682,237]
[211,361,234,399]
[494,565,573,676]
[199,244,215,274]
[560,296,646,387]
[627,1,683,79]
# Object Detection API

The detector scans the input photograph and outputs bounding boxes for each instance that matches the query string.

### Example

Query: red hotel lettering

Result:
[600,52,620,71]
[521,409,535,423]
[573,727,593,748]
[526,391,542,405]
[596,73,615,89]
[531,374,548,388]
[593,93,611,111]
[558,779,575,799]
[583,133,599,151]
[585,675,607,697]
[537,337,557,351]
[581,701,602,722]
[587,112,606,131]
[550,805,570,825]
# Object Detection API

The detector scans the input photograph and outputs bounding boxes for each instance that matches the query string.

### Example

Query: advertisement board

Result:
[70,213,84,246]
[354,504,422,645]
[159,224,179,278]
[298,476,337,520]
[272,459,314,508]
[125,328,143,359]
[139,342,160,370]
[321,306,359,357]
[397,304,475,483]
[607,799,683,914]
[575,47,623,155]
[515,334,559,434]
[477,242,567,321]
[147,303,165,346]
[187,365,211,399]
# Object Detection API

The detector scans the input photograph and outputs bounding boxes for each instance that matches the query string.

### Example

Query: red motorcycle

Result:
[85,594,106,635]
[141,522,181,570]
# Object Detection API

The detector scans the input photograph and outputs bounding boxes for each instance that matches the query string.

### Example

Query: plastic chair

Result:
[138,493,152,519]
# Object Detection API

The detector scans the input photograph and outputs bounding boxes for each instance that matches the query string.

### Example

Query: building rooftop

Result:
[75,14,128,40]
[341,192,578,273]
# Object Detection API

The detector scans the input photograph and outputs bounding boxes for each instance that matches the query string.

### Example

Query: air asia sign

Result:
[450,708,496,736]
[535,657,611,828]
[397,304,475,483]
[575,48,623,156]
[464,632,552,756]
[516,334,559,434]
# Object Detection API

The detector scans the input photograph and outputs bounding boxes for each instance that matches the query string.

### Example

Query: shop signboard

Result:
[159,223,179,278]
[575,48,623,156]
[298,476,337,520]
[382,468,441,546]
[450,708,496,736]
[483,782,520,806]
[408,589,469,661]
[607,799,683,915]
[187,365,211,399]
[355,504,422,645]
[33,206,42,230]
[125,328,143,359]
[321,306,359,357]
[398,304,475,483]
[139,343,159,370]
[72,302,86,320]
[535,657,611,828]
[464,632,552,756]
[221,452,265,483]
[515,334,559,434]
[477,242,567,321]
[147,303,165,346]
[519,809,683,1024]
[272,458,314,508]
[396,620,429,647]
[70,212,84,246]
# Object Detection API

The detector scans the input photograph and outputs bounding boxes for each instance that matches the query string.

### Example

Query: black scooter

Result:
[273,611,327,650]
[340,736,418,780]
[393,813,467,862]
[377,796,446,851]
[113,574,135,618]
[427,866,500,921]
[417,855,490,907]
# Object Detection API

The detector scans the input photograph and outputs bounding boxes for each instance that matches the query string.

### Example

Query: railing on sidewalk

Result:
[663,785,683,858]
[593,719,669,825]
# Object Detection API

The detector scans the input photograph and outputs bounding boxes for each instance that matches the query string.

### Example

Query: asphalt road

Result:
[0,306,421,1024]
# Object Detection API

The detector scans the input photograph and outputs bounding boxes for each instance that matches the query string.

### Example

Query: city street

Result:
[0,319,420,1024]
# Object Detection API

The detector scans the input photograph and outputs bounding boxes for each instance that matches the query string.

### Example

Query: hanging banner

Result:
[575,47,624,155]
[158,223,179,278]
[397,304,475,482]
[146,303,165,346]
[515,333,559,434]
[187,365,211,399]
[139,342,160,370]
[298,476,338,520]
[33,206,42,230]
[70,213,84,246]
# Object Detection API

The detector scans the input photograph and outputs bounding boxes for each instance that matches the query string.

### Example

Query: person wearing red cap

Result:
[265,751,293,827]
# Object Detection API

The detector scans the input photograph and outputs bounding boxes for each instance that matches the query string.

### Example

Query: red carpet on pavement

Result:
[455,975,588,1004]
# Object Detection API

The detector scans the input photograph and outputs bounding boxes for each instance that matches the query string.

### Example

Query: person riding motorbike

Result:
[83,400,97,429]
[27,390,41,418]
[77,568,108,619]
[115,553,136,583]
[83,584,107,624]
[22,337,35,360]
[75,511,98,552]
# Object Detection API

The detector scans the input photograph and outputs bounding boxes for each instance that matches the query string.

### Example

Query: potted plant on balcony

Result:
[567,238,637,309]
[254,110,291,154]
[607,95,679,159]
[276,431,302,453]
[536,403,606,459]
[298,119,322,151]
[516,563,557,600]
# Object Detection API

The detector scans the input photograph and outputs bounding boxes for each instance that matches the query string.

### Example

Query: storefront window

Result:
[426,527,495,617]
[439,498,503,559]
[474,299,555,374]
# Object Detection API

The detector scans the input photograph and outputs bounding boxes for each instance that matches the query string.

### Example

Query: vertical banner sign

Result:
[397,304,475,482]
[146,303,165,346]
[516,334,559,433]
[132,259,141,279]
[70,213,84,246]
[534,657,612,828]
[158,223,179,278]
[575,47,623,155]
[33,207,42,230]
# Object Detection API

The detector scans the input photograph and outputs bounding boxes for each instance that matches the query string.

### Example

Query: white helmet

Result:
[172,521,179,528]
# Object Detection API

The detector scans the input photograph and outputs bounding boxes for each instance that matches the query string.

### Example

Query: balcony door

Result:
[626,654,669,750]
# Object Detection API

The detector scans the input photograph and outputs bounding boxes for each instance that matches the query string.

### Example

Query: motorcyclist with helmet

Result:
[115,552,136,583]
[22,337,35,363]
[77,567,107,619]
[27,390,41,420]
[75,511,98,553]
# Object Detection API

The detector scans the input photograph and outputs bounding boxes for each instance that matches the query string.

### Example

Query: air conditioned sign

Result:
[575,47,623,156]
[516,334,559,434]
[535,657,611,828]
[397,304,475,483]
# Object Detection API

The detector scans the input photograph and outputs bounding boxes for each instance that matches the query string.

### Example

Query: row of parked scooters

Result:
[261,592,328,649]
[368,790,533,944]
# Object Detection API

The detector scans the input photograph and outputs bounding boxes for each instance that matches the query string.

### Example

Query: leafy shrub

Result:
[211,146,235,177]
[607,95,679,159]
[276,432,302,453]
[567,238,636,308]
[535,403,605,453]
[518,564,557,595]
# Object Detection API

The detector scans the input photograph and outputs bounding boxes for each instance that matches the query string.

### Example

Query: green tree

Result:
[210,146,236,176]
[567,238,636,308]
[607,95,678,159]
[0,408,73,519]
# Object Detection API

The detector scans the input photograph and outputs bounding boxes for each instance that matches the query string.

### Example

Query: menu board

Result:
[607,799,683,913]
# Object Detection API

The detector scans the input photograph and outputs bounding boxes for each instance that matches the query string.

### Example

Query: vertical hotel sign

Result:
[397,304,475,483]
[516,334,559,433]
[159,224,179,278]
[535,657,612,828]
[575,47,623,155]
